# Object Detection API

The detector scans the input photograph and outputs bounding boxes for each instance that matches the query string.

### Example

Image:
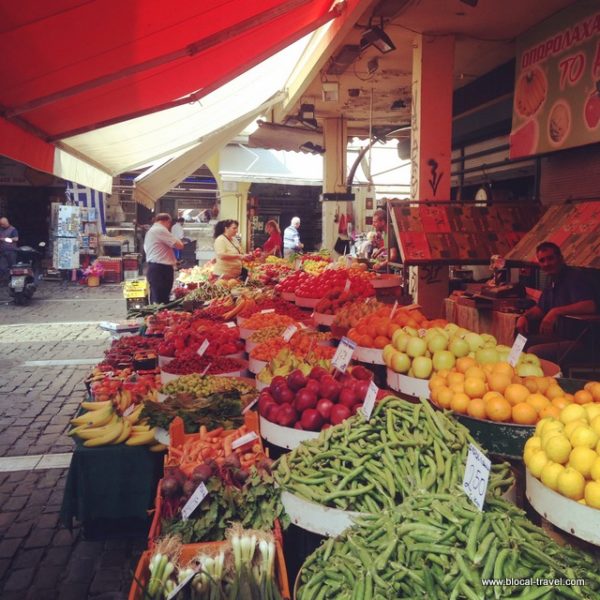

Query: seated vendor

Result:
[516,241,597,364]
[371,208,399,270]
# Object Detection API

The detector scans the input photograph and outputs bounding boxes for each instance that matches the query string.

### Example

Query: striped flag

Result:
[65,181,106,234]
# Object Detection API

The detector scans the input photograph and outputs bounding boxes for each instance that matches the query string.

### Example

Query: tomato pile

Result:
[162,356,245,376]
[239,298,307,321]
[294,269,375,300]
[274,270,313,294]
[91,371,160,402]
[158,319,244,358]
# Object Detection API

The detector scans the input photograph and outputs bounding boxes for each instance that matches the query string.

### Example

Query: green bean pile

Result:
[274,397,513,512]
[297,492,600,599]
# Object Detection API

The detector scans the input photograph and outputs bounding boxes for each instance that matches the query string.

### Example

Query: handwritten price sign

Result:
[462,444,491,511]
[331,337,356,373]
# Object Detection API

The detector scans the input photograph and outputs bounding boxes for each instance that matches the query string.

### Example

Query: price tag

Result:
[196,339,210,356]
[242,396,259,414]
[389,300,398,319]
[244,276,250,285]
[123,403,136,417]
[200,362,212,376]
[331,337,356,373]
[282,325,298,342]
[365,297,373,304]
[155,427,170,445]
[462,444,491,511]
[360,381,378,421]
[157,392,168,403]
[344,279,351,293]
[231,431,259,450]
[181,482,209,521]
[225,321,236,328]
[508,334,527,367]
[166,570,197,600]
[261,308,275,314]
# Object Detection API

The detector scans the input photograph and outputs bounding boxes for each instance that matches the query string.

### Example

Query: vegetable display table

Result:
[60,438,163,533]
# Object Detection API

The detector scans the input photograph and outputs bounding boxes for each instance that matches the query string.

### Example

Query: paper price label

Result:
[225,321,236,328]
[389,300,399,319]
[282,325,298,342]
[299,322,307,329]
[181,482,208,521]
[244,276,250,285]
[344,279,351,293]
[231,431,259,450]
[242,396,259,414]
[196,339,210,357]
[167,570,197,599]
[508,334,527,367]
[155,427,170,446]
[462,444,491,511]
[360,381,378,421]
[200,362,212,376]
[123,403,136,417]
[157,392,168,404]
[261,308,275,314]
[331,337,356,373]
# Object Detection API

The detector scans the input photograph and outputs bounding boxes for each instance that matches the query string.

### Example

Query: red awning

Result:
[0,0,342,178]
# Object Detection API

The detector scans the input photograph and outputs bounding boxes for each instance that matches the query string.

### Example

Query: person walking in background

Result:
[144,213,183,304]
[171,217,185,261]
[283,216,303,258]
[213,219,253,279]
[0,217,19,282]
[262,219,282,257]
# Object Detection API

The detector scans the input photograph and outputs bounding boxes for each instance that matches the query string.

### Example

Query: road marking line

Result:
[0,453,73,472]
[23,359,103,366]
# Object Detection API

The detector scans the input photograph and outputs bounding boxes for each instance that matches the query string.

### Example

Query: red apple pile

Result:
[258,365,374,431]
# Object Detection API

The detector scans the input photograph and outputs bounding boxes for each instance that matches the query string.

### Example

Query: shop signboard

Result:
[509,0,600,158]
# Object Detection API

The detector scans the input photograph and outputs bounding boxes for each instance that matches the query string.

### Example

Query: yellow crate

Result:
[123,278,148,298]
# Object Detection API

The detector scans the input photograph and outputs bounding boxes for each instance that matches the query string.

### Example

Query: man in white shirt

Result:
[143,214,183,304]
[283,216,303,258]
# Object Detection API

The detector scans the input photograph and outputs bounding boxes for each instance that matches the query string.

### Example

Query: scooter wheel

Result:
[14,294,26,305]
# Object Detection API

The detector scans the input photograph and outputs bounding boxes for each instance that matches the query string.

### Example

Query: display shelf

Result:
[280,490,363,538]
[256,380,269,391]
[312,312,334,327]
[259,415,319,449]
[245,339,258,353]
[386,369,430,398]
[248,357,268,374]
[157,355,174,367]
[295,296,320,308]
[281,292,296,302]
[239,326,255,340]
[371,275,402,288]
[526,469,600,546]
[353,345,385,365]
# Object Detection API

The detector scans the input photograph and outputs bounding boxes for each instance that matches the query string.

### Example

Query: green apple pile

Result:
[383,323,544,380]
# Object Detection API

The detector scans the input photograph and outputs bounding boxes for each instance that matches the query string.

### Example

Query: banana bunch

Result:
[69,401,164,450]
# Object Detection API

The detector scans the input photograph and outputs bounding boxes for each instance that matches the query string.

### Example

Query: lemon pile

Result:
[524,399,600,508]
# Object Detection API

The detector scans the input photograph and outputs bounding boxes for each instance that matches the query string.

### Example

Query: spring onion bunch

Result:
[147,536,181,599]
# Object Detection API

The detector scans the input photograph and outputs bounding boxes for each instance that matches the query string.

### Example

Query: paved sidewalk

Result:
[0,281,146,599]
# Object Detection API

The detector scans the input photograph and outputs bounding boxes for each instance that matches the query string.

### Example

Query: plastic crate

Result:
[102,270,122,283]
[97,257,123,272]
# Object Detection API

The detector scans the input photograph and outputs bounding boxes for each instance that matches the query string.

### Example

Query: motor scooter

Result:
[8,242,45,305]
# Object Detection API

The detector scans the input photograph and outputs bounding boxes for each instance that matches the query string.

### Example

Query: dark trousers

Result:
[0,251,17,280]
[147,262,174,304]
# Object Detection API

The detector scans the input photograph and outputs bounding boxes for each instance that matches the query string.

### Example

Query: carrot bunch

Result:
[167,423,265,476]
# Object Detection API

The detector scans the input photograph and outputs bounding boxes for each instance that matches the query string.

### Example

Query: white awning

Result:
[219,145,323,186]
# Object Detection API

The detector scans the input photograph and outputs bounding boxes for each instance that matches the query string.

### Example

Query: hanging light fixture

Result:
[360,17,396,54]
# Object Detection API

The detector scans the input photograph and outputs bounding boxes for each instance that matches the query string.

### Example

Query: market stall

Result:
[53,251,600,600]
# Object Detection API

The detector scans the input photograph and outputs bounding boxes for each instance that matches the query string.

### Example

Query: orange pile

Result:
[347,306,447,349]
[430,358,600,426]
[242,313,298,329]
